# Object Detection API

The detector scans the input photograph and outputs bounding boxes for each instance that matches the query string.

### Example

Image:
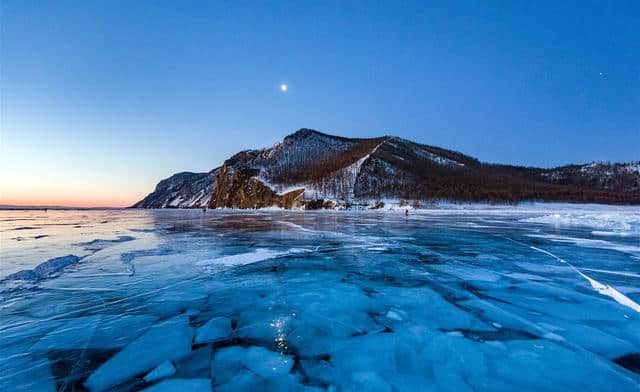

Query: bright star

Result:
[280,84,288,92]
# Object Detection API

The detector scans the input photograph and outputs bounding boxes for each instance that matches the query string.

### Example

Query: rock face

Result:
[209,165,304,209]
[133,171,218,208]
[133,128,640,208]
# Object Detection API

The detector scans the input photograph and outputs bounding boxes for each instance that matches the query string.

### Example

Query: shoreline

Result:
[4,201,639,212]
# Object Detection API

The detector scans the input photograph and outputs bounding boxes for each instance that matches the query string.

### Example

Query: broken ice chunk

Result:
[145,291,208,317]
[33,255,81,278]
[3,255,81,281]
[234,309,296,343]
[330,332,423,381]
[211,345,293,385]
[347,372,392,392]
[421,333,489,391]
[174,346,212,378]
[215,369,264,392]
[76,235,135,251]
[143,361,176,383]
[3,269,39,281]
[385,308,408,321]
[140,378,210,392]
[300,359,335,384]
[244,346,293,377]
[488,339,640,390]
[458,299,549,338]
[194,317,231,344]
[84,315,193,392]
[211,346,249,385]
[538,319,636,359]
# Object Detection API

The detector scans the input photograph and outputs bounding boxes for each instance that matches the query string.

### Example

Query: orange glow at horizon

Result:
[0,198,139,208]
[0,165,155,208]
[1,192,144,208]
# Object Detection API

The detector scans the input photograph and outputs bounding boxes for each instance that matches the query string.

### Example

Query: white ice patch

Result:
[521,209,640,235]
[498,234,640,313]
[196,249,284,267]
[579,268,640,278]
[578,272,640,313]
[527,234,640,255]
[524,242,640,313]
[591,231,633,237]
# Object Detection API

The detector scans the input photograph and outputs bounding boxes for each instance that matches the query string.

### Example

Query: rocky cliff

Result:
[209,165,304,209]
[132,170,218,208]
[133,129,640,208]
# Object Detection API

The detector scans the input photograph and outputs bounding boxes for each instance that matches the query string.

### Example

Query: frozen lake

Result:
[1,206,639,391]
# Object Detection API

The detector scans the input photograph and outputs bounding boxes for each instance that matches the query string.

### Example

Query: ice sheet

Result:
[1,206,639,391]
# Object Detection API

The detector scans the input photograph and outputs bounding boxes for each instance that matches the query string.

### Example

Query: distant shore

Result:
[4,201,639,212]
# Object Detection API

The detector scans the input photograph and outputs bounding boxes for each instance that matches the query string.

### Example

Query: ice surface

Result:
[211,346,293,381]
[3,254,81,281]
[244,346,294,377]
[194,316,231,344]
[348,371,393,391]
[527,233,640,255]
[196,248,284,267]
[31,314,158,350]
[140,378,210,392]
[1,206,640,391]
[75,235,135,251]
[214,369,263,392]
[519,207,640,235]
[173,345,212,378]
[84,315,193,391]
[143,361,176,382]
[211,346,249,385]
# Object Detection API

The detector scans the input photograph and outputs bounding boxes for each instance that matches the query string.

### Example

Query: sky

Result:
[1,1,638,207]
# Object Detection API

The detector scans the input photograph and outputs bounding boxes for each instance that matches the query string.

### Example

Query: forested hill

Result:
[133,129,640,208]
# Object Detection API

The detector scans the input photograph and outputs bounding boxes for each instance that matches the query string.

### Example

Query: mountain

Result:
[133,171,218,208]
[133,129,640,208]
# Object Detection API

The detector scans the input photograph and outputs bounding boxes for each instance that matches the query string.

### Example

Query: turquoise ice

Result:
[0,205,639,390]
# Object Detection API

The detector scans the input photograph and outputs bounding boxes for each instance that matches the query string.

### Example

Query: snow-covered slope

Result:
[207,129,481,208]
[538,162,640,194]
[133,170,218,208]
[133,129,640,208]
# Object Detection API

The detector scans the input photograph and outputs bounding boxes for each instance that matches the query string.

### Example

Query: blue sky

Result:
[1,1,638,206]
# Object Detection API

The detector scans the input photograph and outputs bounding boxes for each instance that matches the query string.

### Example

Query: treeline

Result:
[354,146,640,204]
[228,131,640,205]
